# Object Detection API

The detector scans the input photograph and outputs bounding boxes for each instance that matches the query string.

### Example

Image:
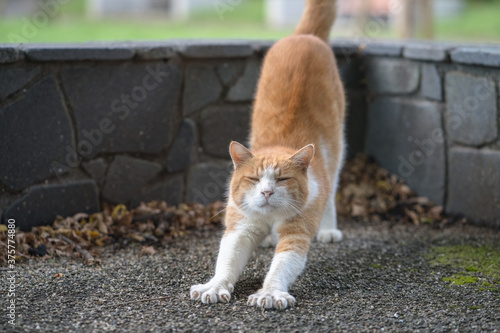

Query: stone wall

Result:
[362,42,500,227]
[0,40,498,229]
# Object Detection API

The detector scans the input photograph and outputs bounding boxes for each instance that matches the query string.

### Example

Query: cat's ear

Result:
[290,144,315,170]
[229,141,254,169]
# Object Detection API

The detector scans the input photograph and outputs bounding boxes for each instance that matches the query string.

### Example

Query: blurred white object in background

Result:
[169,0,214,20]
[87,0,167,17]
[434,0,465,18]
[265,0,305,28]
[87,0,214,19]
[264,0,465,30]
[1,0,38,17]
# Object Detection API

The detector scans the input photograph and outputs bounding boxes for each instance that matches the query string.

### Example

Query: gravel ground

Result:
[1,220,499,332]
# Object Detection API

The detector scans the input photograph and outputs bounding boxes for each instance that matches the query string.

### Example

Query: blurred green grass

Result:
[0,0,498,43]
[0,0,290,42]
[436,1,500,41]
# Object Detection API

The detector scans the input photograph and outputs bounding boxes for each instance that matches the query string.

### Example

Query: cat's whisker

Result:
[209,208,226,221]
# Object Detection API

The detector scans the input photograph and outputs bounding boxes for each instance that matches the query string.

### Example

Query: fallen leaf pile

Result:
[0,201,224,265]
[336,154,452,225]
[1,154,460,265]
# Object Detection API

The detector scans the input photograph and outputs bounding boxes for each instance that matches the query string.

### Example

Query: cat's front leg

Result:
[190,228,262,304]
[248,235,309,310]
[189,279,234,304]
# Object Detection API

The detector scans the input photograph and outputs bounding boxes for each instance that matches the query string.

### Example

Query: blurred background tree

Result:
[0,0,498,43]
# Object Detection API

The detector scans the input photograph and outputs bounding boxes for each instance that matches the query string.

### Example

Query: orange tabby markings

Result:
[190,0,345,310]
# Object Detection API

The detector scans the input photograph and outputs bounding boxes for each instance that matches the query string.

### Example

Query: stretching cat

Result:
[190,0,345,310]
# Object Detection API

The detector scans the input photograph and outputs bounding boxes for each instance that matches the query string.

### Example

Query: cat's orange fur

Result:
[190,0,345,309]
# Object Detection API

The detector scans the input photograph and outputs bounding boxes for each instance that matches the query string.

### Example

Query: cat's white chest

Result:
[260,217,285,247]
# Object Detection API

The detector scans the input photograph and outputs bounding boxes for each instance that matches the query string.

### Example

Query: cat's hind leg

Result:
[316,191,343,243]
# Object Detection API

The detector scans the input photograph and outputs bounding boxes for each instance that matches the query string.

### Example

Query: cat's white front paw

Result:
[316,228,343,243]
[247,289,295,310]
[190,280,234,304]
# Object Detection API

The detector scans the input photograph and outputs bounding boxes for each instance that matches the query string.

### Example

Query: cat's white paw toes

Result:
[316,229,343,243]
[260,235,274,248]
[190,280,234,304]
[247,290,295,310]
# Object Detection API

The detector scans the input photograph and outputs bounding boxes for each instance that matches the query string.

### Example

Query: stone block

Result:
[366,97,446,205]
[187,162,232,204]
[0,76,75,191]
[451,47,500,67]
[445,71,497,146]
[447,147,500,227]
[165,119,198,173]
[134,42,176,59]
[82,158,109,187]
[226,57,261,102]
[178,40,254,58]
[362,42,403,57]
[131,175,184,208]
[200,105,251,158]
[0,189,21,223]
[216,61,244,86]
[403,43,450,61]
[23,43,135,61]
[102,156,163,204]
[2,180,100,230]
[367,58,420,94]
[0,67,40,101]
[183,64,222,116]
[345,90,367,159]
[420,64,442,101]
[0,46,20,63]
[61,62,182,156]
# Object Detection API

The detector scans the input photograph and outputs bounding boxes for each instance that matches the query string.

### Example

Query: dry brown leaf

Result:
[118,213,134,227]
[135,203,161,216]
[25,232,37,245]
[140,246,157,256]
[405,209,420,225]
[351,201,368,217]
[97,220,108,235]
[430,206,443,218]
[112,204,128,220]
[127,233,144,243]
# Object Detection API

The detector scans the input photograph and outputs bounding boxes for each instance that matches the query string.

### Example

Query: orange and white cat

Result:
[190,0,345,310]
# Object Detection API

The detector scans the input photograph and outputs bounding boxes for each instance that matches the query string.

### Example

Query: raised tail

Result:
[294,0,337,42]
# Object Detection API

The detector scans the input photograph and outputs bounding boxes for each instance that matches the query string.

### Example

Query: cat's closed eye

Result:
[246,177,260,182]
[276,177,291,182]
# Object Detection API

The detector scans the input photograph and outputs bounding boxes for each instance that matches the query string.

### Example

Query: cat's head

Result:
[228,141,314,219]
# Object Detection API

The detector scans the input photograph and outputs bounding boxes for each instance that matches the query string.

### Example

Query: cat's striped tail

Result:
[294,0,337,42]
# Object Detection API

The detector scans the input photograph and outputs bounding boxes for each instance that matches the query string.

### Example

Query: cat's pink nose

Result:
[261,190,274,199]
